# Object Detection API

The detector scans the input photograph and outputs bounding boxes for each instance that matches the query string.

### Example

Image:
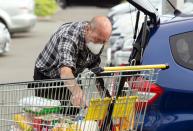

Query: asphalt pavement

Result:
[0,6,109,83]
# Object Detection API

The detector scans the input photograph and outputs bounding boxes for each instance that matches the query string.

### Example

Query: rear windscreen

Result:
[170,31,193,70]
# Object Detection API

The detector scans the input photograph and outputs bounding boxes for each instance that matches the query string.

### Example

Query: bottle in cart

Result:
[33,118,42,131]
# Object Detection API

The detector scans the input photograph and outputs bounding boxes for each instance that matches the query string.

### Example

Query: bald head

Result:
[89,16,112,43]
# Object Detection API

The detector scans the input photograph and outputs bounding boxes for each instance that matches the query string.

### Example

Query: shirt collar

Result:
[79,21,88,50]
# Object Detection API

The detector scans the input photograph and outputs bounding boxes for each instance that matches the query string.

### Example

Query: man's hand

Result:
[70,86,86,106]
[60,66,87,107]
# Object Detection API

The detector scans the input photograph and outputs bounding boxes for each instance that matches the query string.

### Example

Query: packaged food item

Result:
[112,125,120,131]
[10,125,22,131]
[33,117,42,131]
[75,120,99,131]
[112,116,135,131]
[41,120,52,131]
[52,117,83,131]
[18,96,61,115]
[39,114,61,125]
[33,114,62,131]
[52,123,82,131]
[52,123,68,131]
[60,116,74,125]
[121,116,135,130]
[85,98,111,121]
[13,114,33,131]
[70,124,82,131]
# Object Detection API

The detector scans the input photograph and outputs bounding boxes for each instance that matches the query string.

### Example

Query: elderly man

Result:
[33,16,112,110]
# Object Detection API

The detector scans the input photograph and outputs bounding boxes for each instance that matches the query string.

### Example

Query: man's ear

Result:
[85,24,90,33]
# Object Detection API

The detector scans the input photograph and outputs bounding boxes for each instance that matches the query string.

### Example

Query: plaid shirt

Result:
[35,21,101,78]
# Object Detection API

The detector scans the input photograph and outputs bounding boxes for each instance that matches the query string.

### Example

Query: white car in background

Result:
[0,0,36,34]
[107,2,148,65]
[0,23,11,54]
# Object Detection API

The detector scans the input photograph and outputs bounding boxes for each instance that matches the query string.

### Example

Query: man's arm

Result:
[60,66,85,106]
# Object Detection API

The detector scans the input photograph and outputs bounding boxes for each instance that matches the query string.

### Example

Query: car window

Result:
[170,31,193,70]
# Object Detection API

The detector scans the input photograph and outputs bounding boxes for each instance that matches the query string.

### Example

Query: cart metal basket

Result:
[0,64,168,131]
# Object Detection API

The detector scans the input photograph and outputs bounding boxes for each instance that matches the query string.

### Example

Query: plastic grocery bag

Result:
[18,96,61,115]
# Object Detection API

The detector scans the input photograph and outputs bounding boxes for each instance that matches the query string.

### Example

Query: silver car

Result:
[0,0,36,34]
[0,23,11,54]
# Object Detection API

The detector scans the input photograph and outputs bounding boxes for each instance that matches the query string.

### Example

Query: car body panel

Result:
[0,0,36,33]
[10,14,36,32]
[0,23,11,54]
[0,9,12,28]
[143,17,193,91]
[144,110,193,131]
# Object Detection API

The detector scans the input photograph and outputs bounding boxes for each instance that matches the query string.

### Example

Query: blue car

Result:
[126,0,193,131]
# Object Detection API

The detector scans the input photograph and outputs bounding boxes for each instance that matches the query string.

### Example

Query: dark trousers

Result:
[31,68,79,115]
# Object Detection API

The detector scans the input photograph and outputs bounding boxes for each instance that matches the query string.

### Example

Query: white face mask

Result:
[86,42,104,55]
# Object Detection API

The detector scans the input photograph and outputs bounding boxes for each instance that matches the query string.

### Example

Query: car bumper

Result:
[9,14,37,33]
[143,107,193,131]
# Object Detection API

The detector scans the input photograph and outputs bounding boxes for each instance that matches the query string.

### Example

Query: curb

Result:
[37,16,52,21]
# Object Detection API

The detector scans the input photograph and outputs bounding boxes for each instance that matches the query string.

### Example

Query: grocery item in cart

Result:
[112,96,137,131]
[18,96,61,115]
[112,96,137,118]
[52,120,98,131]
[33,114,62,130]
[85,97,111,120]
[52,122,81,131]
[33,117,42,131]
[10,125,22,131]
[75,120,99,131]
[13,114,33,131]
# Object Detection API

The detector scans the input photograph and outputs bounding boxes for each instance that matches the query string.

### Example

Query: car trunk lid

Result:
[127,0,160,24]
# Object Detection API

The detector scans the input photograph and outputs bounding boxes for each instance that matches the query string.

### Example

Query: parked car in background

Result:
[115,0,193,130]
[106,3,139,65]
[0,23,11,54]
[0,0,36,34]
[183,1,193,13]
[56,0,122,9]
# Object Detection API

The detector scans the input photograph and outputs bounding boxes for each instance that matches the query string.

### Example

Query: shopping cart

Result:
[0,64,168,131]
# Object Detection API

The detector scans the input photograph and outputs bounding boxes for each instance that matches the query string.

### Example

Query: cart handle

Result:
[91,64,169,74]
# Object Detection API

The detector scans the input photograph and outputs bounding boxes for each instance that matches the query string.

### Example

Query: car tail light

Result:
[147,83,164,105]
[130,77,164,110]
[117,64,164,109]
